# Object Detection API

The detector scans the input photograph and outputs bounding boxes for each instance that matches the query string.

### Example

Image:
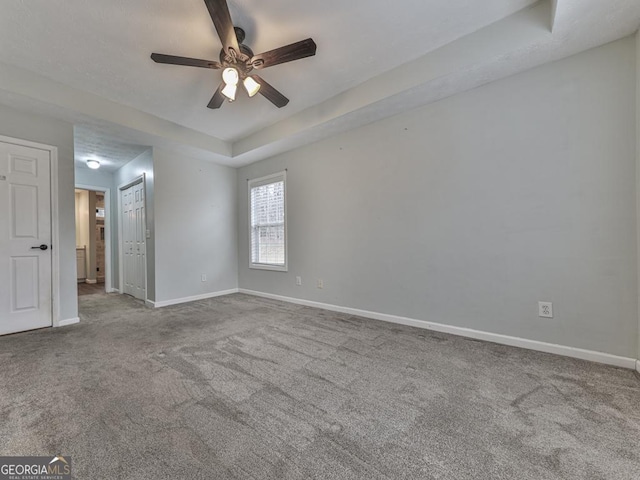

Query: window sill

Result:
[250,263,288,272]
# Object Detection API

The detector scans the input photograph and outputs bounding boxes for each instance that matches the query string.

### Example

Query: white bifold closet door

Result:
[120,180,146,301]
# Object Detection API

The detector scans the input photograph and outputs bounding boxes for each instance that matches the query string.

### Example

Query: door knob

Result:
[31,244,48,251]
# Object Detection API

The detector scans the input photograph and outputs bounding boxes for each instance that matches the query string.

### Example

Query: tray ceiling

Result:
[0,0,638,167]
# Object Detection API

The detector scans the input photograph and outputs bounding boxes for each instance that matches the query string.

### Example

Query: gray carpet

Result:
[1,293,639,479]
[77,281,106,296]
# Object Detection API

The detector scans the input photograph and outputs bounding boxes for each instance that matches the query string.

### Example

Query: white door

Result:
[0,141,52,335]
[120,180,146,300]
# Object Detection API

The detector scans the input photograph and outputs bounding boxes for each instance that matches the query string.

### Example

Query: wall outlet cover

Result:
[538,301,553,318]
[296,276,302,286]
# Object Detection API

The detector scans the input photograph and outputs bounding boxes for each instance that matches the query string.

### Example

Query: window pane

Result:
[250,178,285,266]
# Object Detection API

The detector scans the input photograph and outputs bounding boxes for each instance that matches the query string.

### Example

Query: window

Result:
[249,172,287,271]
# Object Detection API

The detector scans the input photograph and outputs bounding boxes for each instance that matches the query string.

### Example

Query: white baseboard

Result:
[57,317,80,327]
[85,279,97,284]
[106,288,119,293]
[238,289,638,370]
[636,360,640,374]
[150,288,239,308]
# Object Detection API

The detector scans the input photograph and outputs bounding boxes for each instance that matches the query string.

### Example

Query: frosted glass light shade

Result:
[221,83,237,101]
[222,67,239,86]
[243,77,261,97]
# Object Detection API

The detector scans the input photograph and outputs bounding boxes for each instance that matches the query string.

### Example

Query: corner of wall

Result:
[152,148,238,303]
[550,0,559,32]
[636,29,640,363]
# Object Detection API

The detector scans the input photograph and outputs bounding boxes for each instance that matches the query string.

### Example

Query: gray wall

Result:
[75,166,115,189]
[636,31,640,362]
[238,36,638,358]
[0,104,77,322]
[79,146,238,305]
[154,148,237,302]
[114,149,155,301]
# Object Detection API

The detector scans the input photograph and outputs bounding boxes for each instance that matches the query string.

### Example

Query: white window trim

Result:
[248,171,287,272]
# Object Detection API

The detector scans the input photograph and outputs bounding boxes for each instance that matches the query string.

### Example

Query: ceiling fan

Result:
[151,0,317,109]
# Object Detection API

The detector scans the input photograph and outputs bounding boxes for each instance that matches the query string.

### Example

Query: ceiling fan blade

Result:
[252,75,289,108]
[151,53,222,69]
[250,38,317,70]
[207,84,226,109]
[203,0,240,57]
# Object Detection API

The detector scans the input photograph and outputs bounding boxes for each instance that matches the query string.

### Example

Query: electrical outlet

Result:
[201,274,207,282]
[317,278,324,289]
[296,276,302,286]
[538,301,553,318]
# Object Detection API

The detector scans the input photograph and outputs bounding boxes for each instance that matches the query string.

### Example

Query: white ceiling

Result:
[74,125,149,173]
[0,0,638,168]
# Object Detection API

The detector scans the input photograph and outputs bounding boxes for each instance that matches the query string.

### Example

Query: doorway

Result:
[0,138,58,335]
[74,187,111,296]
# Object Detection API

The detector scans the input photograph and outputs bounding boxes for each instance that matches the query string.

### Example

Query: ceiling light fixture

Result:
[86,159,100,169]
[243,76,261,97]
[151,7,318,111]
[221,67,239,101]
[221,83,237,101]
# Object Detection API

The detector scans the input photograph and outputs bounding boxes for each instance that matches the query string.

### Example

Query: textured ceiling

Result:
[74,125,149,173]
[0,0,638,168]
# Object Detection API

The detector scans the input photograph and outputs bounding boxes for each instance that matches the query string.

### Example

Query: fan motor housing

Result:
[219,27,254,75]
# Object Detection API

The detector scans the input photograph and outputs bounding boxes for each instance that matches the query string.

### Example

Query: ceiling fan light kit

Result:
[150,0,317,109]
[221,66,239,100]
[221,82,237,101]
[222,67,239,86]
[243,76,261,98]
